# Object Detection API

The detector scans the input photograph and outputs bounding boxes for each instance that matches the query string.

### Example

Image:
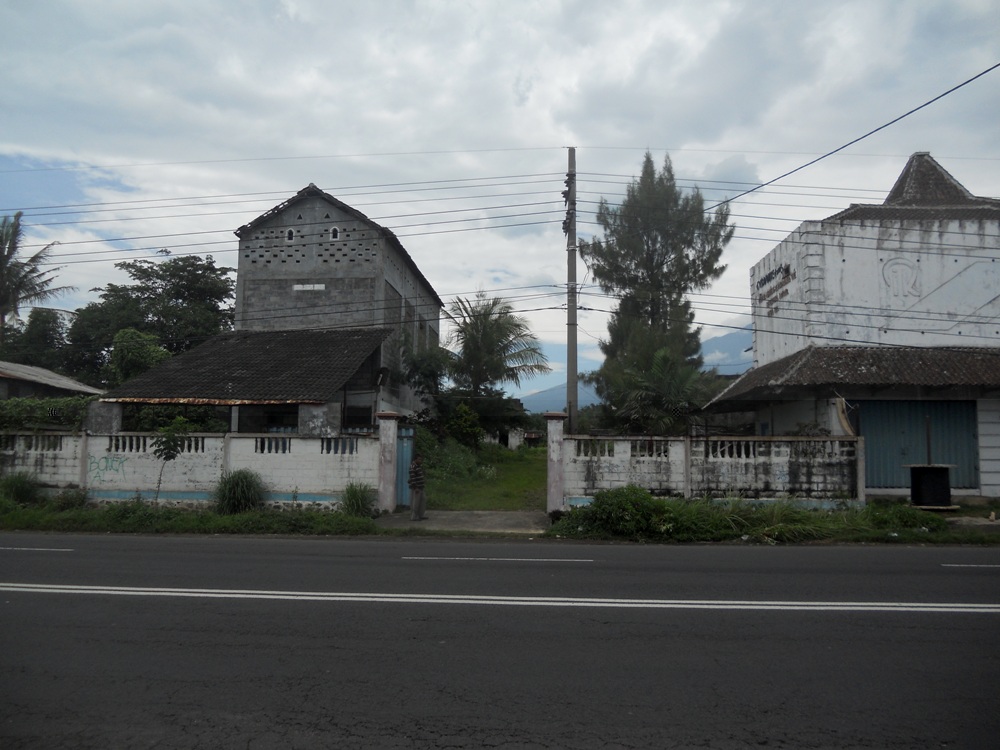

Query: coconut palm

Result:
[447,291,550,397]
[0,212,73,343]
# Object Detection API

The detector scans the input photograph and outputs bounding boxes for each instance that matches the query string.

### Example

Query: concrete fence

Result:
[0,413,403,511]
[545,414,864,512]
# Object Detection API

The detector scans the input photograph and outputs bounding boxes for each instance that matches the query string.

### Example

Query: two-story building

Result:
[711,153,1000,499]
[100,185,443,435]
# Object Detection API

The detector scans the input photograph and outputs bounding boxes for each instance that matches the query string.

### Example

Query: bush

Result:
[0,471,43,506]
[214,469,266,515]
[339,482,377,518]
[50,489,89,511]
[586,485,663,538]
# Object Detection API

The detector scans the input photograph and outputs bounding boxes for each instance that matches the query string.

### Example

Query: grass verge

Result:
[427,444,546,511]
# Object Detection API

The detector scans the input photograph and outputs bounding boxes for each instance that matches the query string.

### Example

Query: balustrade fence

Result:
[547,416,863,512]
[0,430,391,510]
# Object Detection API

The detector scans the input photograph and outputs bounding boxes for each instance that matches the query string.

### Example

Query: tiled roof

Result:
[710,346,1000,406]
[102,328,392,404]
[235,184,443,308]
[827,153,1000,222]
[0,361,103,395]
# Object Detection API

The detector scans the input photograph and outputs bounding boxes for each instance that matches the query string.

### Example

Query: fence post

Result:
[545,412,567,514]
[376,412,400,513]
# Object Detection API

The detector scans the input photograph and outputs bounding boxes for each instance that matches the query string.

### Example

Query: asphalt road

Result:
[1,532,998,749]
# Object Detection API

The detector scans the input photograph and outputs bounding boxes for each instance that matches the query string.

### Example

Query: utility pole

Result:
[563,147,578,433]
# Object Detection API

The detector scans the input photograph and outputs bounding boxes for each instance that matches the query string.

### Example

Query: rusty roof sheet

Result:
[101,327,392,404]
[710,346,1000,406]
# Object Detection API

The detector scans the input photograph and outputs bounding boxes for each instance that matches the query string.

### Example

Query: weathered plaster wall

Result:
[1,431,385,509]
[751,218,1000,366]
[554,431,866,505]
[979,399,1000,499]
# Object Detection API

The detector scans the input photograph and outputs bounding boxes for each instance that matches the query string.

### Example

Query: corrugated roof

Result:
[710,346,1000,406]
[235,184,444,308]
[827,153,1000,222]
[101,328,392,404]
[0,361,103,396]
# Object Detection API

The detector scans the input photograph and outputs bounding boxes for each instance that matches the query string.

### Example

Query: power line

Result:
[704,61,1000,211]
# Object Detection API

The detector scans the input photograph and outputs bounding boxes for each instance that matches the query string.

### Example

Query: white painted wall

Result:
[751,218,1000,366]
[1,432,384,508]
[979,399,1000,498]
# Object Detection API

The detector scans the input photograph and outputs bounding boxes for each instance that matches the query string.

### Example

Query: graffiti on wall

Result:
[89,454,129,482]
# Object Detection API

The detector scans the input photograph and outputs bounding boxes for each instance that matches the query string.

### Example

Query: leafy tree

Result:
[0,213,74,345]
[107,328,171,386]
[446,291,550,397]
[150,416,193,503]
[0,308,68,371]
[580,152,734,431]
[65,252,234,386]
[580,152,733,366]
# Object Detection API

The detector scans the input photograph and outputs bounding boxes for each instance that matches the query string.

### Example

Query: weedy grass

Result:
[0,471,44,506]
[427,444,546,511]
[547,485,986,544]
[214,469,266,515]
[339,482,377,518]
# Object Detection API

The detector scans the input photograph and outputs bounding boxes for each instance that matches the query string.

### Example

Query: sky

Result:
[1,0,998,397]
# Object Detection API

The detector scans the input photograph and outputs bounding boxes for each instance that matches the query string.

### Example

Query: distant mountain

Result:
[700,327,753,376]
[520,327,753,413]
[520,382,603,414]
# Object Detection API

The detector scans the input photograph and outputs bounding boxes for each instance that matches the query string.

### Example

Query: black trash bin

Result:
[907,464,952,507]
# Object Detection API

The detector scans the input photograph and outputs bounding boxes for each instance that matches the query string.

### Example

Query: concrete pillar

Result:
[545,412,567,514]
[85,402,123,434]
[376,412,400,513]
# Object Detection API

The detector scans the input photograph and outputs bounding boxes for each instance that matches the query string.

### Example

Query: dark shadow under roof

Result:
[102,328,392,405]
[708,346,1000,410]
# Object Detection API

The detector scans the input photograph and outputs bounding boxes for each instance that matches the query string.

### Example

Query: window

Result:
[285,229,295,242]
[330,227,340,240]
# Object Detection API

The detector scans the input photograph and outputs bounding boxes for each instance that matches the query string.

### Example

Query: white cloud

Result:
[0,0,997,385]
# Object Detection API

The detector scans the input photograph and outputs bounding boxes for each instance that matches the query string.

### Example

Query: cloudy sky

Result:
[1,0,998,396]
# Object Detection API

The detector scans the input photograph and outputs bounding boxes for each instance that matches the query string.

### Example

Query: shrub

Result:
[0,471,43,506]
[339,482,377,518]
[50,489,89,511]
[587,485,662,538]
[214,469,266,515]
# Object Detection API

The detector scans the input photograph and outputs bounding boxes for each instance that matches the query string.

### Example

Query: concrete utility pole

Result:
[564,147,578,433]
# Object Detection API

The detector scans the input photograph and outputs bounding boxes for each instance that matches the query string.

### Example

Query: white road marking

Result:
[941,564,1000,568]
[0,547,74,552]
[402,556,594,563]
[1,583,998,613]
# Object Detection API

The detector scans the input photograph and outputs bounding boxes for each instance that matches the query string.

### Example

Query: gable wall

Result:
[235,196,386,331]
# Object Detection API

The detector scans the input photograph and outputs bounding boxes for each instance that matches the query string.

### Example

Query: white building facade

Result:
[715,154,1000,498]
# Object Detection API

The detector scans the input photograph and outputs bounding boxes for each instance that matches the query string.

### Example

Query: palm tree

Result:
[0,212,73,344]
[447,291,550,397]
[612,347,719,435]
